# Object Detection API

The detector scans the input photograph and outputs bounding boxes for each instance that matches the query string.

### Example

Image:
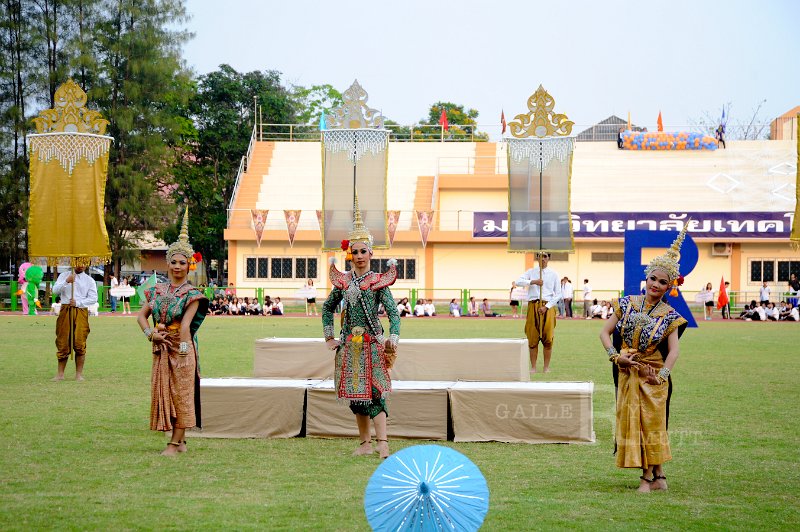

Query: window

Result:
[778,261,800,282]
[245,257,316,280]
[750,260,775,283]
[295,258,318,279]
[246,257,270,279]
[271,258,293,279]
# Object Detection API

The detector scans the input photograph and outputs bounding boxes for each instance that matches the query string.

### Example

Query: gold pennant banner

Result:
[251,209,268,247]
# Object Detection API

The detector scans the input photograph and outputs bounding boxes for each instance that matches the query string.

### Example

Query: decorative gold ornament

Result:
[32,79,109,135]
[645,222,690,283]
[347,192,373,247]
[326,79,384,129]
[167,206,194,261]
[508,85,574,138]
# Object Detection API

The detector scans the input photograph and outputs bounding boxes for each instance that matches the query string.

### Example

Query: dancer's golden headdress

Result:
[645,224,689,283]
[167,207,194,261]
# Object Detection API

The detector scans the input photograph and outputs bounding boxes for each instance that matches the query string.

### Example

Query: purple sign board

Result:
[473,212,795,239]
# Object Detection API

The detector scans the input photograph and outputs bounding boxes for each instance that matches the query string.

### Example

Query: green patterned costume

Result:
[322,267,401,418]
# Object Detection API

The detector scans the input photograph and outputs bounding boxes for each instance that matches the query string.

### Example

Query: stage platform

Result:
[196,378,594,443]
[254,338,530,381]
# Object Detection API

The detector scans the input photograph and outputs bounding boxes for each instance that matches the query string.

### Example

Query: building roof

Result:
[576,115,645,142]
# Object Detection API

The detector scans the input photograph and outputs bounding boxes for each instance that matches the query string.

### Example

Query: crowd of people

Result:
[207,295,284,316]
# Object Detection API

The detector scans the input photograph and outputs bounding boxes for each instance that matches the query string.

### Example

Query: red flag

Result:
[438,109,449,131]
[501,110,506,134]
[657,111,664,132]
[717,276,729,310]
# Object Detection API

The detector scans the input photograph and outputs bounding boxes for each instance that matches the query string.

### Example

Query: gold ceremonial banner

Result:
[251,209,268,247]
[791,115,800,250]
[506,85,575,253]
[28,80,112,266]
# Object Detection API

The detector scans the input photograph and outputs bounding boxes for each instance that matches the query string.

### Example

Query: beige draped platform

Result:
[254,338,529,381]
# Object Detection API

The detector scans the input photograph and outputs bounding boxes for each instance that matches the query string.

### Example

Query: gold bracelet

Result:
[608,354,620,364]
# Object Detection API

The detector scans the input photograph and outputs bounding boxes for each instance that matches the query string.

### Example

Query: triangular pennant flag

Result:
[438,109,449,131]
[387,210,400,247]
[657,111,664,132]
[284,209,301,247]
[416,210,434,248]
[251,209,268,247]
[501,109,506,134]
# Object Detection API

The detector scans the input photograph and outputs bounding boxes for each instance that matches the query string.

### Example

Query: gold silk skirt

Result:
[150,322,197,432]
[615,348,671,469]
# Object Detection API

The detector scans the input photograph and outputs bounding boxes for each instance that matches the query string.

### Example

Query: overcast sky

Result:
[182,0,798,131]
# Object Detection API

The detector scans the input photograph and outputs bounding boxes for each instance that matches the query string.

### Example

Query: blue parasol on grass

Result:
[364,445,489,531]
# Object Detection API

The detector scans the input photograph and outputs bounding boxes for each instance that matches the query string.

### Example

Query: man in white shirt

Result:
[515,253,562,373]
[759,282,771,305]
[583,279,592,319]
[562,278,574,318]
[53,266,98,381]
[109,274,118,313]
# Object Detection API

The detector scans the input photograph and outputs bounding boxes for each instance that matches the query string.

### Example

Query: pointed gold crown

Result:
[347,193,373,247]
[167,206,194,261]
[645,223,690,282]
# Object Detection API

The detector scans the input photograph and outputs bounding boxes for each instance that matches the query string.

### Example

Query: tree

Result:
[418,101,488,141]
[292,83,341,125]
[172,65,297,283]
[690,100,771,140]
[89,0,193,280]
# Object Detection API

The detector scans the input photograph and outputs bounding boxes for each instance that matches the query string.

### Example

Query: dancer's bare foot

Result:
[161,442,180,456]
[543,367,551,373]
[75,374,84,381]
[637,476,653,493]
[376,439,390,459]
[530,368,538,374]
[177,440,188,453]
[52,375,64,381]
[353,440,373,456]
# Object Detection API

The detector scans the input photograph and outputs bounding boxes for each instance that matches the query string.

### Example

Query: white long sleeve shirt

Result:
[53,271,98,308]
[515,267,562,309]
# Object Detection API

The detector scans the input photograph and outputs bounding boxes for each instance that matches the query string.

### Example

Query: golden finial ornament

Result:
[508,85,574,138]
[32,79,109,135]
[645,222,690,283]
[167,206,194,261]
[347,192,373,246]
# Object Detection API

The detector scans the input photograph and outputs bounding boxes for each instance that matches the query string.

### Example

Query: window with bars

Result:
[244,257,318,280]
[750,260,775,283]
[295,258,318,279]
[246,257,270,279]
[777,260,800,282]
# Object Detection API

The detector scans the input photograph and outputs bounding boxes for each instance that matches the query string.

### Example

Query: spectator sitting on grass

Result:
[481,298,501,317]
[467,296,479,316]
[737,304,751,320]
[764,302,778,321]
[590,299,603,318]
[424,299,436,316]
[414,299,425,317]
[272,297,284,316]
[396,297,412,317]
[449,298,461,317]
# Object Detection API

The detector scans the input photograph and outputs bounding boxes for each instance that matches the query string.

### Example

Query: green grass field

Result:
[1,314,798,530]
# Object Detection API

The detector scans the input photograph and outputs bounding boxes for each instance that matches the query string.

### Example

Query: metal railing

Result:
[226,121,259,222]
[250,121,786,143]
